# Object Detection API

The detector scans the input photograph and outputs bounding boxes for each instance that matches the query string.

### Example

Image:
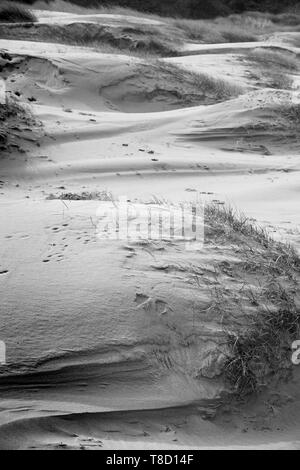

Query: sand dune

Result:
[0,8,300,449]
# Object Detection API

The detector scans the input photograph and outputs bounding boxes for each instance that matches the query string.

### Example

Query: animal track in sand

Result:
[3,233,30,241]
[43,223,72,263]
[42,220,97,264]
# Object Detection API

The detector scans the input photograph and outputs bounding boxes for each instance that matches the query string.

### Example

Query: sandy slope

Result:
[0,11,300,449]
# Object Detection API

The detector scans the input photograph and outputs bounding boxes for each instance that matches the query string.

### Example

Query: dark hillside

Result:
[19,0,300,18]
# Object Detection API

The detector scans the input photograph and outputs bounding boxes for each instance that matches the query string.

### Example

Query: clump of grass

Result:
[0,96,35,152]
[205,204,272,247]
[0,2,37,23]
[205,204,300,397]
[284,35,300,48]
[222,11,300,35]
[279,104,300,124]
[247,48,298,72]
[0,98,19,145]
[173,18,256,43]
[225,13,276,35]
[248,70,294,90]
[270,12,300,27]
[225,288,300,396]
[149,61,243,103]
[63,23,181,57]
[243,49,298,90]
[47,191,113,201]
[206,204,300,269]
[0,126,6,144]
[269,73,294,90]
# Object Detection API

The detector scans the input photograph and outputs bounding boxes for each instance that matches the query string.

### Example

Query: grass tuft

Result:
[279,104,300,124]
[173,18,256,43]
[0,95,37,152]
[244,48,298,90]
[149,61,243,104]
[247,48,298,72]
[205,204,300,397]
[225,291,300,396]
[206,204,300,270]
[0,99,20,145]
[47,191,113,201]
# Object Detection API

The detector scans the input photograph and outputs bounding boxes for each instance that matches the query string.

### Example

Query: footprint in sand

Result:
[135,293,150,306]
[135,294,170,316]
[154,299,170,315]
[122,245,136,258]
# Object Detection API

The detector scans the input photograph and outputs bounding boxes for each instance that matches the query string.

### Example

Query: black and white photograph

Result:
[0,0,299,452]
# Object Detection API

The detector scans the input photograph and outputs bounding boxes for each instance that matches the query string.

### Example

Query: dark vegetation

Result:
[0,101,18,146]
[205,204,300,397]
[2,1,299,54]
[0,20,256,57]
[19,0,300,19]
[0,93,38,154]
[0,2,37,23]
[0,22,183,56]
[244,49,299,90]
[47,191,113,200]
